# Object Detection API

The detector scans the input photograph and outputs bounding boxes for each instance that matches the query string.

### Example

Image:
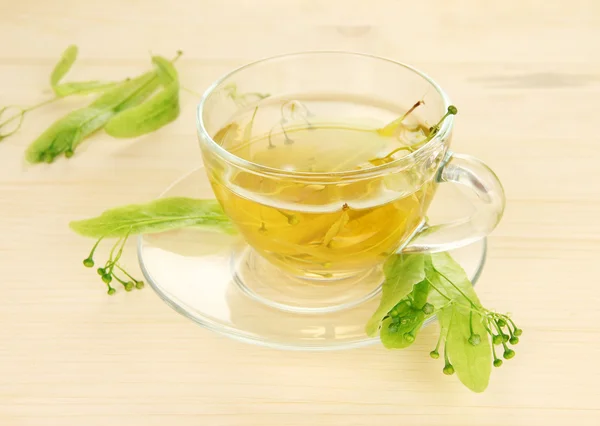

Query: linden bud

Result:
[492,335,503,345]
[448,105,458,115]
[403,333,415,343]
[422,303,434,315]
[124,282,134,292]
[97,267,106,276]
[502,334,510,343]
[135,281,144,289]
[497,319,507,327]
[503,349,516,359]
[468,334,481,346]
[443,364,455,375]
[388,323,399,333]
[101,274,112,284]
[493,359,503,368]
[514,328,523,337]
[83,258,94,268]
[429,350,440,359]
[65,149,74,158]
[509,336,519,345]
[107,287,116,295]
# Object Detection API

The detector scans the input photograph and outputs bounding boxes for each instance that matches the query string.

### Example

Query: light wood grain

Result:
[1,1,600,425]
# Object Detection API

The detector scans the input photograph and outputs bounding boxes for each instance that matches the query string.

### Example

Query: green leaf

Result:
[53,81,119,97]
[442,305,492,393]
[50,45,78,87]
[91,71,159,111]
[69,197,236,238]
[427,252,482,307]
[365,254,427,336]
[50,45,117,97]
[26,64,166,163]
[24,106,114,163]
[104,56,179,138]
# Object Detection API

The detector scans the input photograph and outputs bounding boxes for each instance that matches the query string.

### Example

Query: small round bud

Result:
[497,319,507,327]
[288,215,299,225]
[43,153,54,164]
[509,336,519,345]
[107,288,116,295]
[513,328,523,337]
[124,282,134,292]
[101,274,113,284]
[443,364,455,375]
[65,149,74,158]
[135,281,144,289]
[502,334,510,343]
[97,267,106,276]
[422,303,434,315]
[176,49,183,55]
[403,333,415,343]
[83,258,94,268]
[390,309,399,317]
[493,359,503,368]
[448,105,458,115]
[503,349,515,359]
[388,323,399,333]
[468,334,481,346]
[492,335,503,345]
[429,350,440,359]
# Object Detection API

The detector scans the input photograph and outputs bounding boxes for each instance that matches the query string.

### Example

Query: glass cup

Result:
[196,52,504,309]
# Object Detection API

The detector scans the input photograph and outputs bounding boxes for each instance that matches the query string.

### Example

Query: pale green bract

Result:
[442,304,492,393]
[365,254,426,336]
[104,57,180,138]
[365,251,520,393]
[428,252,492,392]
[50,44,118,97]
[69,197,236,238]
[26,55,179,163]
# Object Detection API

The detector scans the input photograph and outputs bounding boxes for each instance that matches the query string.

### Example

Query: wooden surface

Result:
[1,1,600,425]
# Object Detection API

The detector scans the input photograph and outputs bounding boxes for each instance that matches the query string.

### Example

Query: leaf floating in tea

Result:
[224,83,270,106]
[377,100,424,137]
[322,203,350,247]
[369,104,458,165]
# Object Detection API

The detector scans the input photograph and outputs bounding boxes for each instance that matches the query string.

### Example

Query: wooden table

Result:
[2,1,599,425]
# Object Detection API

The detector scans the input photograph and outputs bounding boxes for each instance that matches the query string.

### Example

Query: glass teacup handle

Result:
[403,151,506,253]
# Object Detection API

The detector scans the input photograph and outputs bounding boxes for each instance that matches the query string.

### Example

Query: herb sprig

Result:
[369,252,522,392]
[1,45,183,162]
[70,197,235,294]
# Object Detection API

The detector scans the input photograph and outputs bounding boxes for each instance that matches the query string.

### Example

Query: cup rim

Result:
[196,51,453,179]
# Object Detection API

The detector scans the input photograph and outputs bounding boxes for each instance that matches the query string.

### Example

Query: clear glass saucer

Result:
[137,167,487,351]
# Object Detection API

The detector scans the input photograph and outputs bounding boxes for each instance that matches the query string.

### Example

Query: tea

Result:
[207,95,438,277]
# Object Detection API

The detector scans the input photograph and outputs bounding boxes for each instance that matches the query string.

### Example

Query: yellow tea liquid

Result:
[208,95,437,277]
